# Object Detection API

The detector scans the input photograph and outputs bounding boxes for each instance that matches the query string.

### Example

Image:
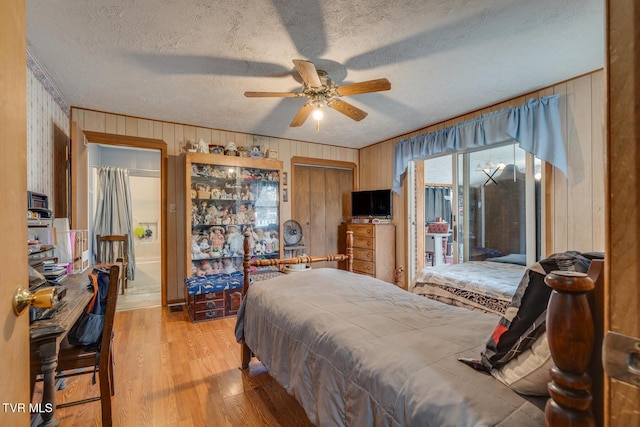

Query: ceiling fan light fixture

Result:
[245,59,391,128]
[313,108,324,132]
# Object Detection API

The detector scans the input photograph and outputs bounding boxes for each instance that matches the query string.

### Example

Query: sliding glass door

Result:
[410,142,542,281]
[457,143,541,264]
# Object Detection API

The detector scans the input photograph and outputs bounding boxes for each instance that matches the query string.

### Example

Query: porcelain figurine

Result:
[196,138,209,153]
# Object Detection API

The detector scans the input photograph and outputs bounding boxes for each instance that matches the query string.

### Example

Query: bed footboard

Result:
[240,231,354,369]
[544,259,604,427]
[241,230,353,295]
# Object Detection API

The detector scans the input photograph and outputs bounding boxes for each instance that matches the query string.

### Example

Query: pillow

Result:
[491,332,552,396]
[470,246,503,261]
[485,253,527,266]
[480,251,591,370]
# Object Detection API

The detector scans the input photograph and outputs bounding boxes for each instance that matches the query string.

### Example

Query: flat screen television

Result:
[351,189,392,218]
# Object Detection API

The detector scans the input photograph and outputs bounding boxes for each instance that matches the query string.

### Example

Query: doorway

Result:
[291,157,356,269]
[424,154,454,267]
[410,143,541,280]
[88,144,162,311]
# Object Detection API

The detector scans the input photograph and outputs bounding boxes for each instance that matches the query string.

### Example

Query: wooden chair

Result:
[96,234,128,294]
[54,264,120,427]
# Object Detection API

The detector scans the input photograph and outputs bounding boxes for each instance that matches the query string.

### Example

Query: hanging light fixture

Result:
[312,107,324,121]
[476,159,505,186]
[311,99,324,132]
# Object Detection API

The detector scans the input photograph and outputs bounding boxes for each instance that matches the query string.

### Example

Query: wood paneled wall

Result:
[72,108,358,223]
[359,144,405,283]
[71,108,358,303]
[359,70,606,275]
[549,72,606,254]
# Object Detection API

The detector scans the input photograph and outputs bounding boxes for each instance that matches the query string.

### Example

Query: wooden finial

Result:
[544,270,596,427]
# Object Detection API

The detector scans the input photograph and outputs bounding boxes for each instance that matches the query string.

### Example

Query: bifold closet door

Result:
[293,165,353,269]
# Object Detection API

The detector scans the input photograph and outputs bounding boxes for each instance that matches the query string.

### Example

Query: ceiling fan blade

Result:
[290,103,314,127]
[244,91,301,98]
[336,78,391,96]
[293,59,322,89]
[328,99,368,121]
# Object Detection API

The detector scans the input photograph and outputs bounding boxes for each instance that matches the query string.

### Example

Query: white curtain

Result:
[93,166,135,279]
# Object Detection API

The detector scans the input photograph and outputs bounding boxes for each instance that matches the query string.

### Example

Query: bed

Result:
[235,232,603,427]
[411,260,527,315]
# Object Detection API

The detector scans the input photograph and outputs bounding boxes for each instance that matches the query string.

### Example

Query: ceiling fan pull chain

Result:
[316,120,320,132]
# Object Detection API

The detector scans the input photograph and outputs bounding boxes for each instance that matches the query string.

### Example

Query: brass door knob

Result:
[13,286,58,316]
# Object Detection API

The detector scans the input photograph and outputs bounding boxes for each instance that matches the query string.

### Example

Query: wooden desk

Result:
[30,271,93,427]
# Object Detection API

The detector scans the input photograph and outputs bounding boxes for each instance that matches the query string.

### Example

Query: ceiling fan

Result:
[244,60,391,127]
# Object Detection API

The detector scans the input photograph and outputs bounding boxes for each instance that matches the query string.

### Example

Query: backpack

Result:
[67,265,112,350]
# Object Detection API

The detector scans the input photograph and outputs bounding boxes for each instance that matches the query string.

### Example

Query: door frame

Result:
[412,154,457,279]
[81,131,168,306]
[289,156,358,224]
[410,146,539,280]
[290,156,357,267]
[605,0,640,423]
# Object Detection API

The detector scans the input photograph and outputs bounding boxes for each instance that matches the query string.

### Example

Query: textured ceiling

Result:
[26,0,604,149]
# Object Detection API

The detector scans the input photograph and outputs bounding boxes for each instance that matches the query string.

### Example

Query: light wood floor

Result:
[33,307,314,426]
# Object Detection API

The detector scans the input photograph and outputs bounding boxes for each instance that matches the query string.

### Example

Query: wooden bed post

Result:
[544,270,596,427]
[241,232,252,369]
[346,230,353,272]
[242,232,251,296]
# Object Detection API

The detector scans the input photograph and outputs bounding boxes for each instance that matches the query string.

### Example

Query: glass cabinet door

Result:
[187,156,282,277]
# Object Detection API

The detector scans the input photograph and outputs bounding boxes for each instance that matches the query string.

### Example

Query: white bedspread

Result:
[236,268,544,427]
[412,262,527,315]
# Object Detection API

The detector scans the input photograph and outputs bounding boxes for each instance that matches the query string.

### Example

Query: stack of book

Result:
[42,261,67,282]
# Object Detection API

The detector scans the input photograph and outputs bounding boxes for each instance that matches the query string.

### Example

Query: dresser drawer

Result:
[353,248,374,262]
[195,290,225,301]
[195,298,225,311]
[226,290,243,315]
[193,307,225,321]
[186,288,238,322]
[346,222,395,284]
[353,259,375,275]
[347,224,375,238]
[352,236,374,249]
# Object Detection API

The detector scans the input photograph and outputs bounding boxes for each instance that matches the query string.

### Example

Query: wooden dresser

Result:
[346,223,396,283]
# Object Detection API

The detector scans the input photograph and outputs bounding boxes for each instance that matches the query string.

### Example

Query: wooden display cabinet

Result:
[184,153,283,320]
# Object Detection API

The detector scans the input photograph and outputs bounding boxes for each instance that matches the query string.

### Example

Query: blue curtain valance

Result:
[392,94,566,194]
